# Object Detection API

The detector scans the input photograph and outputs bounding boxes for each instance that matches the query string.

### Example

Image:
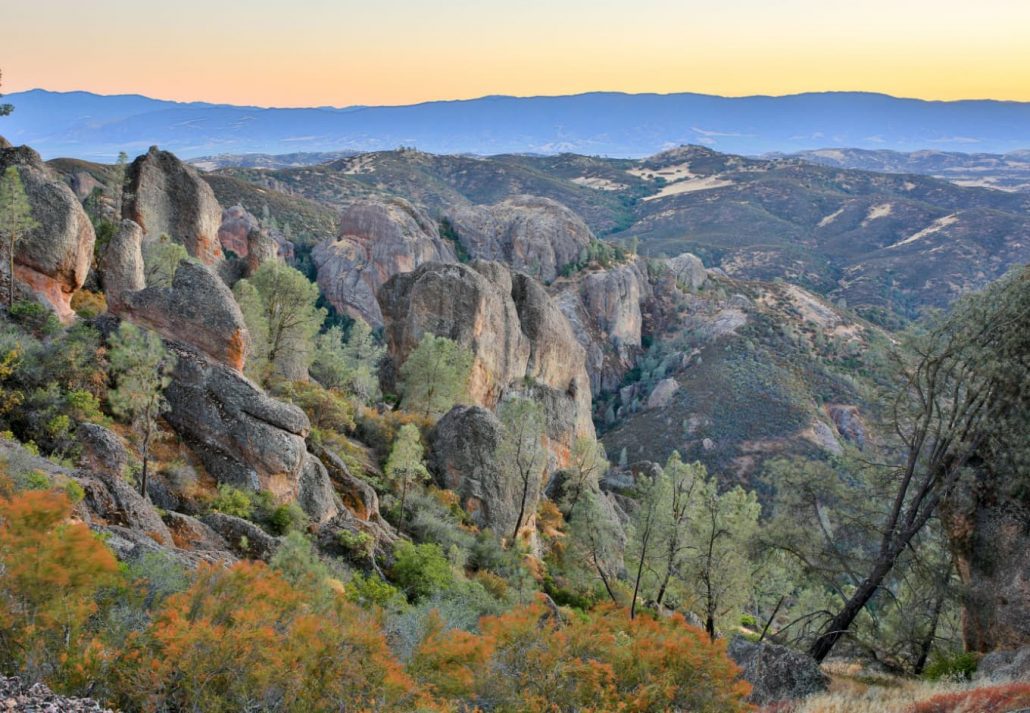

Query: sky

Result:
[3,0,1029,107]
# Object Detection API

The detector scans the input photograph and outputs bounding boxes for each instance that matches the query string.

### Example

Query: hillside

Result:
[5,88,1030,160]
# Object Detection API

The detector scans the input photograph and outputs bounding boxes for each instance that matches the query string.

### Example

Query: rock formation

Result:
[122,146,223,264]
[728,637,828,705]
[162,344,339,524]
[99,219,146,309]
[313,198,455,326]
[217,204,293,270]
[556,260,652,394]
[0,144,95,322]
[444,195,593,283]
[379,260,594,466]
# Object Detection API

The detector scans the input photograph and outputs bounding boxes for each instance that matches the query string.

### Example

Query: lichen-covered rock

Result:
[0,676,114,712]
[76,423,129,476]
[429,405,521,535]
[115,259,249,371]
[200,512,282,560]
[556,260,651,394]
[162,511,233,553]
[313,198,455,326]
[99,219,146,310]
[444,195,593,283]
[162,345,338,523]
[75,470,175,547]
[217,205,292,271]
[0,144,95,322]
[826,404,867,449]
[727,636,829,705]
[122,146,223,264]
[647,378,680,409]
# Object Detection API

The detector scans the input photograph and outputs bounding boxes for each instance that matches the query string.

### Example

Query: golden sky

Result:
[3,0,1029,106]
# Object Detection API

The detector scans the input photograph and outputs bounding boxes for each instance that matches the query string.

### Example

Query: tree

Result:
[234,262,325,384]
[107,151,128,217]
[497,396,547,543]
[561,436,608,518]
[651,453,703,610]
[808,266,1030,662]
[0,166,39,307]
[627,466,662,620]
[141,235,188,288]
[398,333,473,419]
[385,423,430,513]
[108,323,172,498]
[310,319,383,402]
[0,69,12,117]
[563,488,624,603]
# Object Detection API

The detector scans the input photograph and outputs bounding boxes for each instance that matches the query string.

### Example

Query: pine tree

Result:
[0,166,39,307]
[108,151,128,217]
[108,323,172,498]
[384,423,430,513]
[398,334,473,419]
[497,396,547,543]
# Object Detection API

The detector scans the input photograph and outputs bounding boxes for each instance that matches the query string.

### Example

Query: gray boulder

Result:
[122,146,224,264]
[100,219,146,309]
[161,511,232,553]
[76,470,175,547]
[76,423,129,476]
[976,645,1030,682]
[666,252,707,290]
[0,144,95,322]
[201,512,282,560]
[313,198,455,326]
[444,195,593,283]
[728,636,829,705]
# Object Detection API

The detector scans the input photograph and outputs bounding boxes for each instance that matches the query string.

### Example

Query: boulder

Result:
[444,196,593,283]
[0,145,95,322]
[0,676,114,713]
[666,252,707,290]
[76,423,130,476]
[0,135,10,149]
[75,470,175,547]
[201,512,282,560]
[114,259,249,371]
[122,146,223,264]
[826,404,867,449]
[429,405,524,536]
[727,636,829,705]
[93,524,233,568]
[313,198,455,326]
[163,345,338,523]
[217,205,293,270]
[976,645,1030,682]
[647,378,680,409]
[99,219,146,310]
[162,511,233,552]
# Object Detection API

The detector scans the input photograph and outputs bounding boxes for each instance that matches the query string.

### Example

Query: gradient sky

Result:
[3,0,1029,106]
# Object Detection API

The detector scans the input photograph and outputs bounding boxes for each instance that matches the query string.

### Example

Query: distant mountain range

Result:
[4,89,1030,161]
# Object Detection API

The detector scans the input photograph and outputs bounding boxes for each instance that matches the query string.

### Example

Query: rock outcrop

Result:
[379,260,594,466]
[666,252,707,291]
[76,470,175,547]
[430,405,530,537]
[0,145,95,322]
[976,645,1030,682]
[217,204,293,270]
[444,196,593,283]
[0,676,114,713]
[99,219,146,310]
[727,636,829,705]
[556,260,652,394]
[112,255,249,372]
[76,423,130,476]
[313,199,455,326]
[122,146,223,264]
[162,344,339,523]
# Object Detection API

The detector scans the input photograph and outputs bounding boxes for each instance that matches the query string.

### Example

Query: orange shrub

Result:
[907,682,1030,713]
[0,489,121,689]
[410,597,752,713]
[111,561,428,713]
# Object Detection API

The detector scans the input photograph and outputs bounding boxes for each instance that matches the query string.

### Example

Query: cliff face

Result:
[0,144,95,322]
[313,198,455,326]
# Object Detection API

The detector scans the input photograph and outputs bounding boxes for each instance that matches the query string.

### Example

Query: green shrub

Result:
[210,484,253,519]
[267,502,307,535]
[338,530,375,561]
[390,541,453,602]
[8,301,59,337]
[924,651,980,681]
[347,572,406,610]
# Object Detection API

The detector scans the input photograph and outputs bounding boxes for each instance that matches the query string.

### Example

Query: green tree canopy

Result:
[0,166,39,307]
[398,334,473,419]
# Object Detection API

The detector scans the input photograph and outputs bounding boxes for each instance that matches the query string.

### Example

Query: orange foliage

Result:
[907,682,1030,713]
[0,489,121,688]
[411,597,752,712]
[110,561,429,713]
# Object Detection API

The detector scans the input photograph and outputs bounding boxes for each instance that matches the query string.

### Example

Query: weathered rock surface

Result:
[76,423,129,476]
[162,511,232,552]
[76,470,175,547]
[313,199,455,326]
[727,636,829,705]
[114,259,249,371]
[380,260,593,466]
[444,196,593,283]
[556,260,652,394]
[0,676,114,712]
[201,512,282,560]
[0,145,95,322]
[0,135,11,149]
[976,645,1030,682]
[429,405,524,536]
[666,252,707,290]
[217,205,293,271]
[162,345,339,523]
[99,219,146,310]
[826,404,867,449]
[122,146,223,264]
[647,378,680,409]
